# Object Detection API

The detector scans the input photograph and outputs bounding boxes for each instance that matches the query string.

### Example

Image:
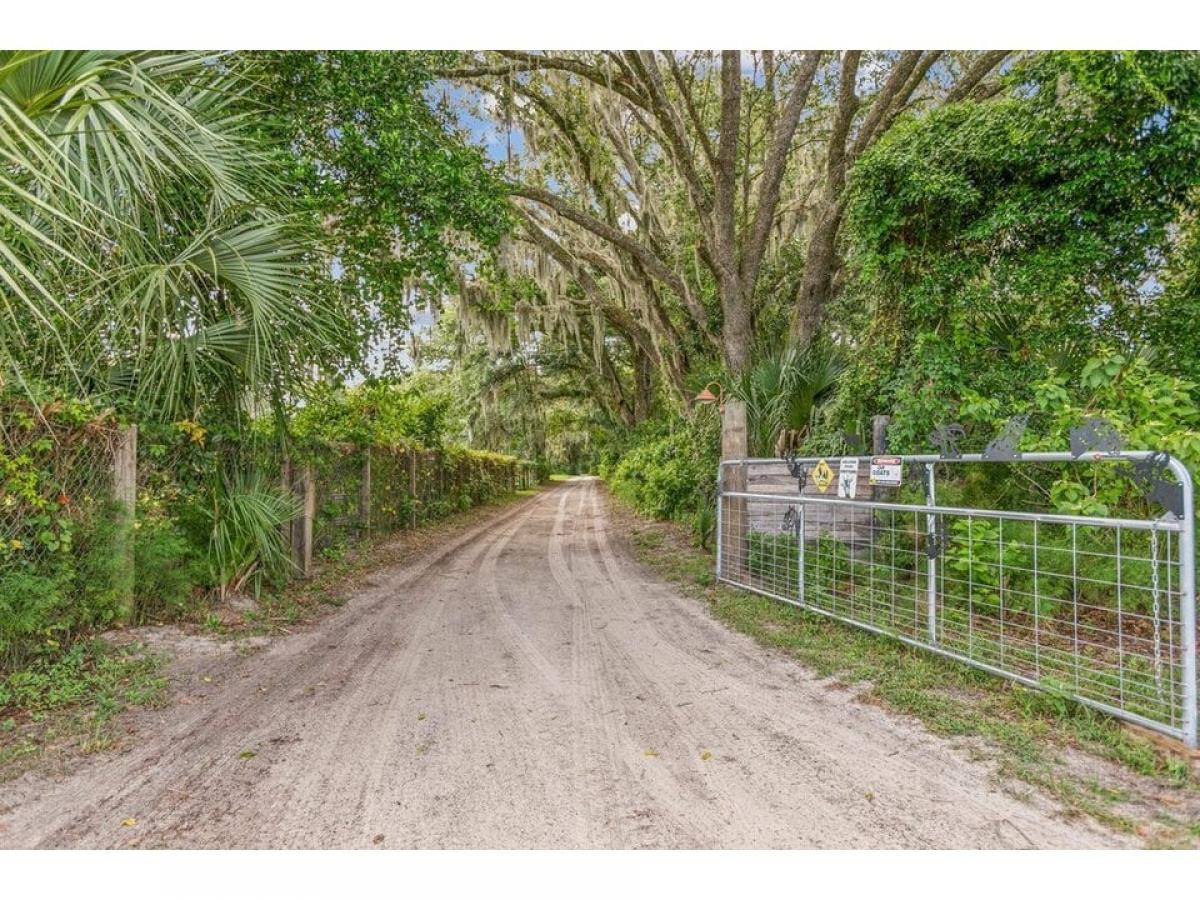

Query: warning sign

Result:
[837,458,860,499]
[870,456,903,487]
[811,459,834,493]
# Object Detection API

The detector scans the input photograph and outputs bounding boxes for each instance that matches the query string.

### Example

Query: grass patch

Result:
[612,491,1200,846]
[0,640,168,781]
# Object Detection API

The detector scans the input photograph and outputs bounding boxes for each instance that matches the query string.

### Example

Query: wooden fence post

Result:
[112,424,137,622]
[281,457,294,575]
[872,415,891,454]
[358,446,372,536]
[408,449,417,529]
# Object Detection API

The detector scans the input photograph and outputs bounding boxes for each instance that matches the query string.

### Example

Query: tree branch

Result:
[664,52,718,171]
[623,51,716,224]
[510,182,716,346]
[439,51,651,112]
[826,51,863,192]
[739,50,824,301]
[945,50,1011,103]
[850,50,926,159]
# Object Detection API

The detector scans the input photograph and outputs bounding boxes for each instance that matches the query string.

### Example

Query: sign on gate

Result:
[869,456,903,487]
[837,458,859,499]
[811,459,834,493]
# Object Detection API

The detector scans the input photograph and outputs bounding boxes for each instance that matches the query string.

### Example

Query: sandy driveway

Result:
[0,477,1127,848]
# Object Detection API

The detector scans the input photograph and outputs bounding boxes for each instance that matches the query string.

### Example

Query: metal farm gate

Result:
[715,447,1197,748]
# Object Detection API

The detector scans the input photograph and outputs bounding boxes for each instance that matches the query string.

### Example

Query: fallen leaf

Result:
[417,712,426,721]
[644,748,659,757]
[121,818,137,827]
[239,750,257,760]
[700,750,712,761]
[202,677,212,683]
[372,834,385,845]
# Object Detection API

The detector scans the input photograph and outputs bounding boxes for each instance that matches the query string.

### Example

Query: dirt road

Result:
[0,478,1127,848]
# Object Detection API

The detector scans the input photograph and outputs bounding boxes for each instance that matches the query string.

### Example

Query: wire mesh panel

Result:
[366,447,410,532]
[312,443,366,554]
[0,415,124,666]
[717,453,1197,747]
[0,422,120,573]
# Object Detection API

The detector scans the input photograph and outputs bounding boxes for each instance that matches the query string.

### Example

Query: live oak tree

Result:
[442,50,1014,465]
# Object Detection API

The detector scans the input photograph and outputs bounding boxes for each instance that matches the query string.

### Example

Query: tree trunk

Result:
[791,203,842,346]
[719,274,752,577]
[633,347,653,423]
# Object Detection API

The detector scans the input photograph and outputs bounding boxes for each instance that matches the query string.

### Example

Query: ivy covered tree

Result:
[827,51,1200,450]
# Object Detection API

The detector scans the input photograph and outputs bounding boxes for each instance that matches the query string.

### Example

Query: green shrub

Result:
[606,413,720,524]
[132,518,207,624]
[0,571,63,669]
[204,470,301,595]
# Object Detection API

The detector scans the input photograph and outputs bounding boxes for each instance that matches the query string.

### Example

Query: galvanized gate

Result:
[716,450,1197,748]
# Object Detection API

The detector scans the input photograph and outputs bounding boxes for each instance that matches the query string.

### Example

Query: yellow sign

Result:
[811,458,834,493]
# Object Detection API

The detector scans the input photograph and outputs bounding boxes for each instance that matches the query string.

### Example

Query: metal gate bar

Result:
[716,451,1197,748]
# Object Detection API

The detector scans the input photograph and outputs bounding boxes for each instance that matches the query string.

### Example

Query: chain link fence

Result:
[2,408,541,668]
[0,412,125,668]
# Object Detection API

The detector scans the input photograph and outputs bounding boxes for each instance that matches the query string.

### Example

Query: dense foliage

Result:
[0,51,526,676]
[551,51,1200,541]
[826,52,1200,456]
[257,51,510,370]
[602,412,720,543]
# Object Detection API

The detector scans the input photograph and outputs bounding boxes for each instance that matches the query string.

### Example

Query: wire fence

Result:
[298,444,537,564]
[2,409,541,666]
[0,413,126,667]
[717,452,1198,748]
[0,416,121,578]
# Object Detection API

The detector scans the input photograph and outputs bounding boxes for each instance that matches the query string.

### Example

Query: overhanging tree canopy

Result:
[442,50,1014,458]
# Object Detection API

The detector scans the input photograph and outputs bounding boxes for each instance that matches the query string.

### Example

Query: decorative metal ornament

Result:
[1130,452,1185,519]
[783,452,808,491]
[928,423,966,459]
[925,517,949,559]
[982,414,1030,462]
[1069,417,1122,458]
[842,432,865,455]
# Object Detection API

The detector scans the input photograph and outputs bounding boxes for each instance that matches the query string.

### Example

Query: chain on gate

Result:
[1151,521,1165,709]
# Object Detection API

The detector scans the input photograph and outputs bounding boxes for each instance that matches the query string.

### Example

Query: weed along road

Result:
[0,478,1127,849]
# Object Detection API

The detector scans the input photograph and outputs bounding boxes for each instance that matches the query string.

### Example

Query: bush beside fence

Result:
[1,409,541,669]
[283,442,541,576]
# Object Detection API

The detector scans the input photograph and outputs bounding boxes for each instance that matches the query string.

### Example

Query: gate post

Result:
[798,503,806,607]
[720,402,748,578]
[1168,455,1197,749]
[925,463,938,645]
[715,466,724,578]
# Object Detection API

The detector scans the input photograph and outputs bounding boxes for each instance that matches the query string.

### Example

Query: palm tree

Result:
[0,50,347,419]
[1,51,354,594]
[730,340,845,457]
